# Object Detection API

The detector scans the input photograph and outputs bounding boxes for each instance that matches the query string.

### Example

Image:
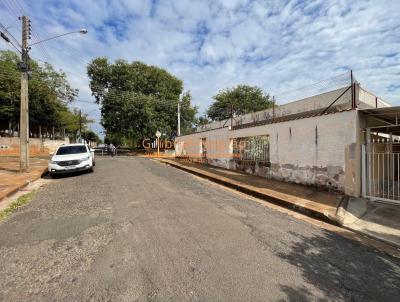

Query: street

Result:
[0,157,399,302]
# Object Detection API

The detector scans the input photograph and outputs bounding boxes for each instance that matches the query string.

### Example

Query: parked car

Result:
[48,143,95,177]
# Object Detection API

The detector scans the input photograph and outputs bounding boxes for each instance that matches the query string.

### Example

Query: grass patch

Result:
[0,191,36,221]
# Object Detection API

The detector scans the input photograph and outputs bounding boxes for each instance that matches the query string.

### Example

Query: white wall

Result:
[176,110,358,193]
[0,136,69,155]
[358,86,391,109]
[232,110,356,168]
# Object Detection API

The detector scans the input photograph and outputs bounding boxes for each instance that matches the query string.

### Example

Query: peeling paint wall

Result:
[176,110,358,195]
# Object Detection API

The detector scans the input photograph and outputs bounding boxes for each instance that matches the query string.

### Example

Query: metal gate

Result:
[364,136,400,204]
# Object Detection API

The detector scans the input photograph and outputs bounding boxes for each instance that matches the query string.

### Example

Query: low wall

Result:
[0,137,69,156]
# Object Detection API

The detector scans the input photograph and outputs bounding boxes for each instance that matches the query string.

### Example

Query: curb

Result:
[157,159,340,226]
[0,167,48,202]
[340,224,400,251]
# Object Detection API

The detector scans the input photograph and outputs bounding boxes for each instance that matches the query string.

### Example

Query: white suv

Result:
[49,143,95,176]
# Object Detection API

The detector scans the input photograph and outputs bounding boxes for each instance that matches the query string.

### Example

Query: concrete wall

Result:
[176,110,358,195]
[358,86,391,109]
[0,137,69,156]
[175,127,231,162]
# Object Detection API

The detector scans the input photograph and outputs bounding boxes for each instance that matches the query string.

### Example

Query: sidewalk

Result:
[337,197,400,248]
[0,157,48,202]
[157,158,400,249]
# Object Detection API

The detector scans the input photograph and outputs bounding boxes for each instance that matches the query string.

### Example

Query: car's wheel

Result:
[89,166,94,173]
[93,160,96,166]
[49,173,57,178]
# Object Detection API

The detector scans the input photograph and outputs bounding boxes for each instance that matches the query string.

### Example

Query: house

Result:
[175,80,400,204]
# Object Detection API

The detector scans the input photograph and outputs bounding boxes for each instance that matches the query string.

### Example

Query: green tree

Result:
[82,130,100,143]
[87,58,197,145]
[0,51,21,132]
[180,91,197,135]
[0,50,80,137]
[197,115,210,126]
[58,108,92,141]
[207,85,273,121]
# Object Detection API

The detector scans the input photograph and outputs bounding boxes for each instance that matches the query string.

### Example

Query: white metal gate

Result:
[364,136,400,204]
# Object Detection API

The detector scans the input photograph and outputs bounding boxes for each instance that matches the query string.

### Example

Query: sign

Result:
[141,139,174,149]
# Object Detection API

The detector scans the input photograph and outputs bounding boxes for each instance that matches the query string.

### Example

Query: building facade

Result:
[175,83,397,200]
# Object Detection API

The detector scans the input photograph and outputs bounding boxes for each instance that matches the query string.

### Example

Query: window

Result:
[233,135,270,163]
[56,145,88,155]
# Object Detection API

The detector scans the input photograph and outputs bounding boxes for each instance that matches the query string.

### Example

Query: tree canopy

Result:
[0,50,83,138]
[87,58,197,145]
[82,129,100,144]
[207,84,273,121]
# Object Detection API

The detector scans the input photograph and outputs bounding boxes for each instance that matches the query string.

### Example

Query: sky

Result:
[0,0,399,136]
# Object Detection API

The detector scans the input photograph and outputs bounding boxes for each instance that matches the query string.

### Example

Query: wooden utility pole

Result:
[19,16,30,172]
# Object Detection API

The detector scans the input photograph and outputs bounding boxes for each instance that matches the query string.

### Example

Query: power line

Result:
[2,0,20,19]
[0,22,22,52]
[275,71,351,104]
[9,0,26,15]
[0,21,21,47]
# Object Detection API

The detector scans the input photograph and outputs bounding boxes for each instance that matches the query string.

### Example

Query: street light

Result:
[17,19,88,172]
[1,20,89,172]
[30,28,88,46]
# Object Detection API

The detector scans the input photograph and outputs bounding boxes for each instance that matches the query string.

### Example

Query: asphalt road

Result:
[0,157,399,302]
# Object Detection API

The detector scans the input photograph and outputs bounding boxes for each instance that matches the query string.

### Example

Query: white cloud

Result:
[0,0,399,136]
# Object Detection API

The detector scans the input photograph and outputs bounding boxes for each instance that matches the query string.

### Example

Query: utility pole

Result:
[1,17,87,171]
[177,100,181,137]
[19,16,31,172]
[272,96,276,120]
[79,109,82,142]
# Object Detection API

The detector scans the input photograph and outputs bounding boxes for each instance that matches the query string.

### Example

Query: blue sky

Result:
[1,0,399,136]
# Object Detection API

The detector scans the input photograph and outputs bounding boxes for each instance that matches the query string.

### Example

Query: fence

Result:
[364,137,400,204]
[198,71,355,133]
[0,123,67,140]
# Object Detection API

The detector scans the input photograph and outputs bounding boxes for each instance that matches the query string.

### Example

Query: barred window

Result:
[233,135,270,163]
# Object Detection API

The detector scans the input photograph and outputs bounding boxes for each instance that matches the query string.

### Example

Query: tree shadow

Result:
[278,285,326,302]
[277,230,400,301]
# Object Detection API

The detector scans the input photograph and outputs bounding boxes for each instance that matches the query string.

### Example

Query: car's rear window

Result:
[56,146,87,155]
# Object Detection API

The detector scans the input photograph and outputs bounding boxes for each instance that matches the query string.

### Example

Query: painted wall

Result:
[0,137,69,156]
[176,110,358,195]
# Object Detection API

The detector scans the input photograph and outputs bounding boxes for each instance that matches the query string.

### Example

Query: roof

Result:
[360,106,400,123]
[360,106,400,134]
